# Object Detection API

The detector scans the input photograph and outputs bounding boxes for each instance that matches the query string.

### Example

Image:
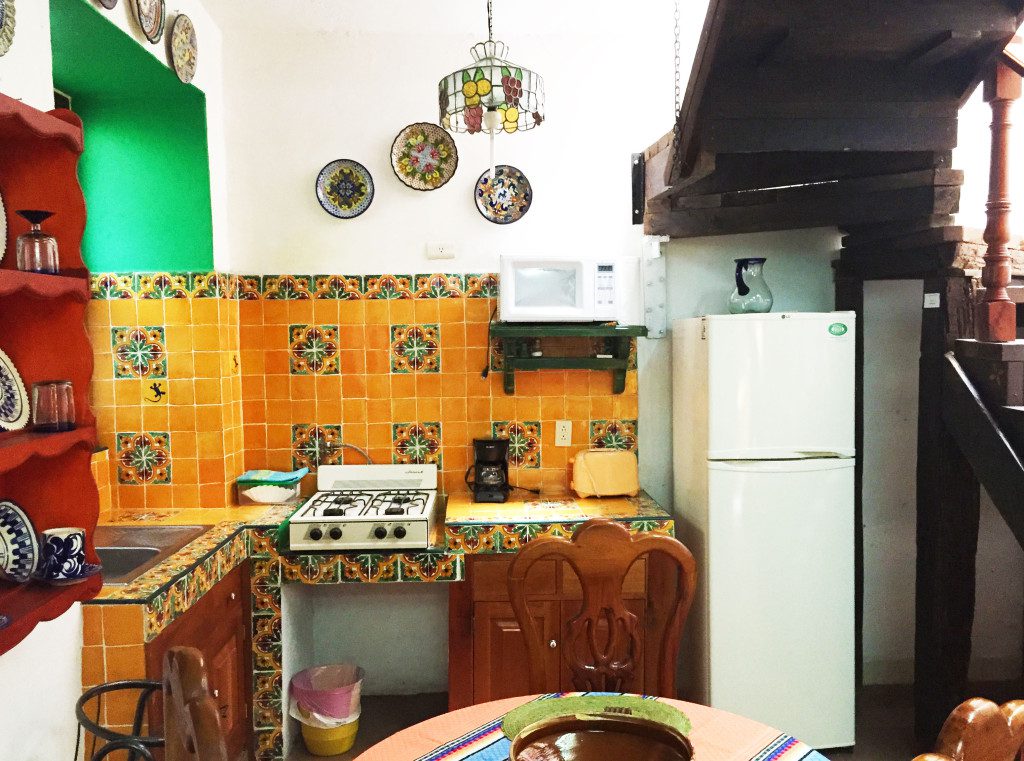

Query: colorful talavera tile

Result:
[398,552,461,581]
[264,275,312,300]
[340,553,399,582]
[91,273,135,299]
[116,431,172,485]
[289,324,340,375]
[493,420,541,468]
[364,274,414,299]
[465,273,499,298]
[393,421,442,465]
[238,275,263,300]
[136,272,190,299]
[391,324,441,373]
[313,274,363,300]
[280,554,341,584]
[111,326,167,379]
[414,273,464,298]
[291,424,343,471]
[590,419,639,452]
[188,271,222,298]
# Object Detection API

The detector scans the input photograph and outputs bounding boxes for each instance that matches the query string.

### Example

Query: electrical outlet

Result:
[426,242,455,260]
[555,420,572,447]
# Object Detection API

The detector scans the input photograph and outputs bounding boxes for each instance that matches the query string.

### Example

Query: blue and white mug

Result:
[37,527,86,581]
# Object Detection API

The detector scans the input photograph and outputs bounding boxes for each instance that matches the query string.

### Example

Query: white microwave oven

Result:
[498,254,641,323]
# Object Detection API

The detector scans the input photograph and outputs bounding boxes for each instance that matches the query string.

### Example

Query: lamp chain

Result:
[487,0,494,41]
[674,0,681,115]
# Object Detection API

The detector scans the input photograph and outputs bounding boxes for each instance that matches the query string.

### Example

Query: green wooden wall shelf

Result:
[491,322,647,394]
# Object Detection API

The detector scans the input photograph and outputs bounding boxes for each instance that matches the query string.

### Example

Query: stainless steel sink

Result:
[94,525,211,585]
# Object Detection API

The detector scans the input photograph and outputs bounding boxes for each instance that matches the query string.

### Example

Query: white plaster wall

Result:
[0,0,54,110]
[0,605,83,761]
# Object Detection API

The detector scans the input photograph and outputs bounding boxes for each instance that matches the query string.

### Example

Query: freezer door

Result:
[706,313,855,459]
[706,459,855,749]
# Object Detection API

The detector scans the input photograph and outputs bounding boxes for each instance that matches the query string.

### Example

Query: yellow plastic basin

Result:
[301,718,359,756]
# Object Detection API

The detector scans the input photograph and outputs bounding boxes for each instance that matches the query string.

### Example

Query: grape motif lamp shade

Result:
[438,0,545,136]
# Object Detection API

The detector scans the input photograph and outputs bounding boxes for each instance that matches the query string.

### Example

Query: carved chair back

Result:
[508,518,697,697]
[913,698,1024,761]
[163,647,229,761]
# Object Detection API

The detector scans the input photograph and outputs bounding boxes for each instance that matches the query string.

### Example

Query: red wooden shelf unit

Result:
[0,92,100,656]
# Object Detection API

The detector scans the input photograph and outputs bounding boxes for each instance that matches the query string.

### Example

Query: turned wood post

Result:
[977,60,1022,342]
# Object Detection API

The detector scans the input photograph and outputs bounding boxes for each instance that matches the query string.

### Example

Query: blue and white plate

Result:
[0,347,28,431]
[0,500,38,583]
[42,562,101,587]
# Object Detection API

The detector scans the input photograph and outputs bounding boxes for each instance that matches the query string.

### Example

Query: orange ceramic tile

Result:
[516,373,545,397]
[339,350,367,375]
[465,322,489,347]
[267,424,292,450]
[192,324,221,350]
[197,431,222,457]
[541,396,566,419]
[418,397,442,421]
[265,374,290,401]
[317,399,342,423]
[341,374,366,399]
[81,644,105,687]
[168,379,196,406]
[135,299,165,325]
[467,397,491,422]
[443,348,468,375]
[438,299,465,323]
[244,424,267,449]
[440,373,469,398]
[174,458,198,484]
[391,398,417,422]
[173,484,202,508]
[92,380,116,407]
[365,323,389,347]
[102,605,143,646]
[107,300,138,324]
[262,300,289,325]
[515,397,541,420]
[199,458,224,483]
[367,398,390,420]
[590,395,615,419]
[415,374,441,397]
[364,301,389,326]
[266,402,294,425]
[338,300,365,325]
[239,300,263,324]
[83,605,104,646]
[312,300,339,323]
[368,424,392,448]
[289,375,316,401]
[242,400,266,423]
[195,379,222,405]
[365,350,391,375]
[141,406,170,430]
[342,398,367,423]
[441,397,468,421]
[388,300,415,323]
[174,432,198,458]
[443,321,467,348]
[589,372,614,395]
[411,300,440,323]
[200,484,224,507]
[190,299,221,325]
[116,487,146,510]
[565,396,590,420]
[365,375,391,399]
[167,352,196,378]
[540,372,567,396]
[491,396,515,422]
[444,420,469,447]
[287,300,315,324]
[368,447,392,465]
[195,408,225,432]
[114,406,143,431]
[144,487,174,509]
[466,299,493,322]
[390,374,416,399]
[291,399,317,421]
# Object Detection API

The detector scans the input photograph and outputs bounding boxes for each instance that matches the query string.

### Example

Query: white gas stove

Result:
[287,464,439,551]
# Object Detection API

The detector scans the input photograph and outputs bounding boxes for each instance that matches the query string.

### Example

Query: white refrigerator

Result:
[672,312,856,750]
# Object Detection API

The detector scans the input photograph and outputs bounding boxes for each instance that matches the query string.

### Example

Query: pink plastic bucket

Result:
[290,664,364,721]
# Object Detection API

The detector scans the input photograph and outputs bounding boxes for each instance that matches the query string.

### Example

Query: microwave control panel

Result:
[594,262,617,319]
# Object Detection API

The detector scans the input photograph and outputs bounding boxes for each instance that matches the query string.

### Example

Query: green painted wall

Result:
[49,0,213,271]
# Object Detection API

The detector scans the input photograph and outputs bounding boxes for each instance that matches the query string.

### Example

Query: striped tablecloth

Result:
[355,694,830,761]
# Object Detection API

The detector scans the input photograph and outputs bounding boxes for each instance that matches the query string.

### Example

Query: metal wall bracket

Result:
[641,235,669,338]
[631,153,645,225]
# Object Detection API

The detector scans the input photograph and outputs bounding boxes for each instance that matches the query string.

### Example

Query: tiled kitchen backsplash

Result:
[87,272,639,506]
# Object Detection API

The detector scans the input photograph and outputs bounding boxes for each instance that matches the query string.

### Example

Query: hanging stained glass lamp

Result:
[438,0,545,136]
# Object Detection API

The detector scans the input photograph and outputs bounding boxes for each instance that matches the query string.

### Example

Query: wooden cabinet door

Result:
[145,561,251,761]
[559,598,646,694]
[472,600,560,702]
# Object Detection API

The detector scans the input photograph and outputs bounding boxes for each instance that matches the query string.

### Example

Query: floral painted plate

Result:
[475,165,533,224]
[0,0,14,58]
[316,159,374,219]
[133,0,165,44]
[0,500,38,584]
[168,13,197,84]
[390,122,458,191]
[0,346,28,431]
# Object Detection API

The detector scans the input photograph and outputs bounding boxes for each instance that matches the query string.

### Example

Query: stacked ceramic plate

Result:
[0,500,38,583]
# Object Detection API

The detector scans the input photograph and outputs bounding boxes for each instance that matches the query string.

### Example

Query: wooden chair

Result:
[913,698,1024,761]
[163,647,229,761]
[508,518,697,697]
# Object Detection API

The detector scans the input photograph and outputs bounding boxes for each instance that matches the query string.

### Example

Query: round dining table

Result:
[355,694,829,761]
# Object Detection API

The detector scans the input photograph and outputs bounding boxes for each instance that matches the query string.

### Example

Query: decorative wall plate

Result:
[390,122,458,191]
[475,165,533,224]
[168,13,197,84]
[97,0,118,9]
[316,160,374,219]
[0,0,15,58]
[0,347,28,431]
[0,186,6,264]
[133,0,165,44]
[0,501,38,584]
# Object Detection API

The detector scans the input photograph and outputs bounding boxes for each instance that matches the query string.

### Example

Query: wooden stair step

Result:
[954,340,1024,407]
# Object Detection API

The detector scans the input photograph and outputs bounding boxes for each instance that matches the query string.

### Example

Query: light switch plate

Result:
[555,420,572,447]
[923,292,941,309]
[427,243,455,260]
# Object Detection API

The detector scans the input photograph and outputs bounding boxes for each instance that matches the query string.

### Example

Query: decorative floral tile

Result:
[289,324,340,375]
[313,274,363,300]
[392,422,442,465]
[489,336,504,371]
[493,420,541,468]
[291,424,343,471]
[116,431,172,485]
[590,419,639,452]
[264,275,312,300]
[465,273,500,298]
[414,273,464,299]
[91,273,135,299]
[189,271,223,298]
[238,275,263,300]
[391,324,441,373]
[340,553,399,582]
[111,326,167,379]
[136,273,190,299]
[364,274,413,300]
[398,552,461,581]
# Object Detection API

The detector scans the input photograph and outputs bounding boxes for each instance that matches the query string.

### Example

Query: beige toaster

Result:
[570,449,640,498]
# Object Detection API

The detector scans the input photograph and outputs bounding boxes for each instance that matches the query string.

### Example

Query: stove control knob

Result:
[374,526,388,540]
[394,526,407,540]
[329,527,343,541]
[309,528,323,541]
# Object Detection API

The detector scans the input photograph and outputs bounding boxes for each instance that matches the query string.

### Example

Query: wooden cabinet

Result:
[145,562,252,761]
[449,554,654,709]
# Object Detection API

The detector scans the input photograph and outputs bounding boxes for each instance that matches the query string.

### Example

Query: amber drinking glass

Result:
[32,380,75,432]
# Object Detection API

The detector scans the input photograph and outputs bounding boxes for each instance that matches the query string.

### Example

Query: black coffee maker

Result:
[466,438,510,503]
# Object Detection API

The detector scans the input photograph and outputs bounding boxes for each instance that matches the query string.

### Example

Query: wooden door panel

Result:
[559,598,646,694]
[473,600,560,702]
[561,558,647,599]
[472,557,557,601]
